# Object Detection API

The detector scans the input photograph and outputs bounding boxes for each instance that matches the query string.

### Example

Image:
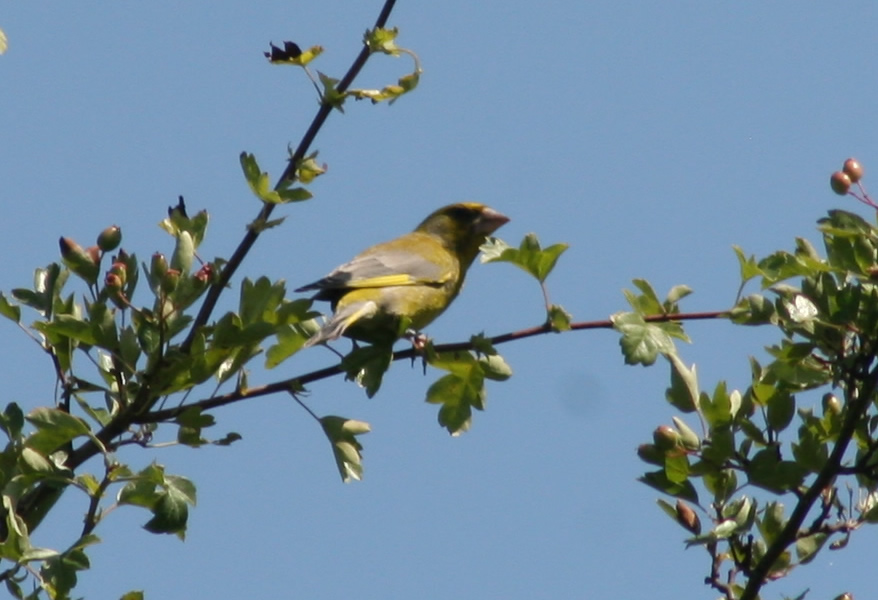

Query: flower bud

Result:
[85,245,101,264]
[97,225,122,252]
[675,500,701,534]
[843,158,863,183]
[636,443,664,466]
[59,237,99,284]
[672,416,701,451]
[151,252,168,284]
[830,171,852,195]
[104,272,128,309]
[109,261,127,287]
[161,268,181,294]
[822,393,842,416]
[105,272,123,290]
[653,425,682,451]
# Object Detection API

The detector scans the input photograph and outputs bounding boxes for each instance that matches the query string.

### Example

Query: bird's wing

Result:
[297,236,454,292]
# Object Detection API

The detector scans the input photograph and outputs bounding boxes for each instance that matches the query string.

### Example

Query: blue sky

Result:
[2,2,877,598]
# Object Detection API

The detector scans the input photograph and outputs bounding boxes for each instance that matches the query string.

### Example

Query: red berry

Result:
[830,171,851,195]
[843,158,864,183]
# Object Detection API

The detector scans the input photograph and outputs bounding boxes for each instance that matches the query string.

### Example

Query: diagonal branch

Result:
[13,0,400,536]
[739,364,878,600]
[181,0,398,357]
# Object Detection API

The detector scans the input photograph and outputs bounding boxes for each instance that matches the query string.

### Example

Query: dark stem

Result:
[134,310,726,423]
[739,366,877,600]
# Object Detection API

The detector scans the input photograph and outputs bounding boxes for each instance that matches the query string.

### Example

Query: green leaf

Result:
[240,152,284,204]
[170,231,194,275]
[120,592,145,600]
[478,353,512,381]
[0,293,20,323]
[0,402,24,441]
[664,354,699,412]
[748,448,806,492]
[35,315,97,346]
[733,245,762,285]
[612,312,675,366]
[547,304,572,332]
[665,284,694,309]
[625,279,663,315]
[318,71,346,111]
[143,486,190,538]
[663,452,690,484]
[25,408,91,455]
[758,501,786,545]
[638,470,698,502]
[277,187,313,203]
[320,416,371,483]
[425,352,492,435]
[365,26,400,55]
[480,234,568,283]
[795,532,827,564]
[341,345,393,398]
[266,325,308,368]
[766,390,795,432]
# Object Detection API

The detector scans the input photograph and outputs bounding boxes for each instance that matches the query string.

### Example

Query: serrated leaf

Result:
[548,304,572,332]
[321,416,371,483]
[480,234,568,283]
[0,293,20,323]
[341,345,393,398]
[795,532,827,564]
[143,487,189,537]
[240,152,284,204]
[612,312,675,366]
[25,408,91,454]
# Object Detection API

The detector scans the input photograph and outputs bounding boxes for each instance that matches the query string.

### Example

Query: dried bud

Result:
[843,158,863,183]
[97,225,122,252]
[653,425,681,451]
[675,500,701,534]
[830,171,852,195]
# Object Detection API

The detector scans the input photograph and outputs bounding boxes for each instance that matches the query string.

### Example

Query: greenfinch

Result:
[297,202,509,347]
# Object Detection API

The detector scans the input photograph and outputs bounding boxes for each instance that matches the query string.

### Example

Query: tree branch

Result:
[739,365,878,600]
[134,310,726,424]
[13,0,400,536]
[181,0,398,356]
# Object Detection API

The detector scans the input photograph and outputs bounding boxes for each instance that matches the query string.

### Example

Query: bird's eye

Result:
[447,205,478,223]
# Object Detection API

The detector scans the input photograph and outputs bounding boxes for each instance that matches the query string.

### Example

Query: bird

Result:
[296,202,509,347]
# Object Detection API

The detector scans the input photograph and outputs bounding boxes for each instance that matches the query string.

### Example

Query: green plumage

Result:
[297,202,509,346]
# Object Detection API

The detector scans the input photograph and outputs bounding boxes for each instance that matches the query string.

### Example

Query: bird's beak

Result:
[477,207,510,235]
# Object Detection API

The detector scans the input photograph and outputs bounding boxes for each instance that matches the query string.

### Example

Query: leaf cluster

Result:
[630,209,878,600]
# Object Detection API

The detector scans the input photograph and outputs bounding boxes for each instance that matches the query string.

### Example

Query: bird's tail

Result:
[303,300,378,348]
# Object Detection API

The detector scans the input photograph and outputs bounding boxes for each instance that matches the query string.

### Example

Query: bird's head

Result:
[415,202,510,265]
